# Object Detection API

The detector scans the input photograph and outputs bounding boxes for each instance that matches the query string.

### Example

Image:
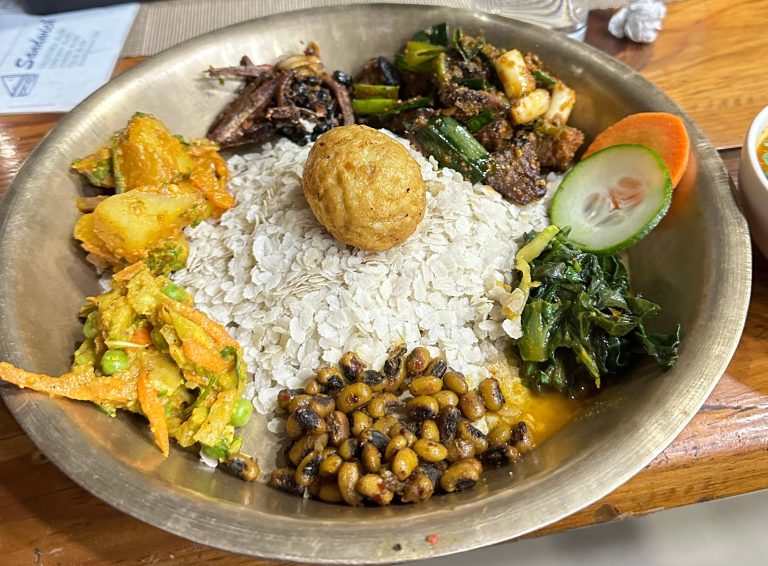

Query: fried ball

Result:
[302,125,426,251]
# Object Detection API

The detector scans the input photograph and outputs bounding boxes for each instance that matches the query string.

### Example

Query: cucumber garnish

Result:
[550,144,673,254]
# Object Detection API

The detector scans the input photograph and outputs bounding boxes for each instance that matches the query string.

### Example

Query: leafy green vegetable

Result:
[510,228,681,395]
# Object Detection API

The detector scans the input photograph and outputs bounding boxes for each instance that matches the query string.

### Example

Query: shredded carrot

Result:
[182,340,231,374]
[130,324,152,346]
[0,362,137,407]
[583,112,691,188]
[137,367,170,457]
[113,261,147,282]
[167,302,238,349]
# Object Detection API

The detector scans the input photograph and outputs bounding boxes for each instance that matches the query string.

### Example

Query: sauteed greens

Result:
[511,227,681,395]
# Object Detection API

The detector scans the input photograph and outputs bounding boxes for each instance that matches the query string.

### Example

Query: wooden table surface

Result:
[1,1,767,564]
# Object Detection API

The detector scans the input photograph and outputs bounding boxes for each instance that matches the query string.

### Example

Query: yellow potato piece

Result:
[92,190,195,263]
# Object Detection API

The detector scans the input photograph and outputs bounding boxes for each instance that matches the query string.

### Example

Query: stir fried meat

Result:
[522,127,586,172]
[486,140,547,204]
[207,44,354,148]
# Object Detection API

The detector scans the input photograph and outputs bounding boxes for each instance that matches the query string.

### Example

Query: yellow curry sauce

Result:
[758,126,768,179]
[488,358,584,445]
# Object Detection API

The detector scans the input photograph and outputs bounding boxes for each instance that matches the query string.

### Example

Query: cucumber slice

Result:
[550,144,673,254]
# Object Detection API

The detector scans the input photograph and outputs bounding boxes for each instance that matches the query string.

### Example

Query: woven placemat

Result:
[122,0,622,56]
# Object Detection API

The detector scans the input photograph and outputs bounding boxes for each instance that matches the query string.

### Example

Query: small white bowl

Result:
[740,105,768,259]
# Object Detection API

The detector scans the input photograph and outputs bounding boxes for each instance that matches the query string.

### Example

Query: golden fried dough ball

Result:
[302,125,426,251]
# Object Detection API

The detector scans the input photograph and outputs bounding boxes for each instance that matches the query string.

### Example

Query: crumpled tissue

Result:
[608,0,668,43]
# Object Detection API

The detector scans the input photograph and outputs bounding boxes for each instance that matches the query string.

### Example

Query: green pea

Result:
[162,282,187,302]
[230,398,254,427]
[202,443,228,461]
[100,349,129,375]
[83,314,97,339]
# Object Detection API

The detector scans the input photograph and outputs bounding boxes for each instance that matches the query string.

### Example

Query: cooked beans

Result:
[270,345,533,505]
[478,378,505,411]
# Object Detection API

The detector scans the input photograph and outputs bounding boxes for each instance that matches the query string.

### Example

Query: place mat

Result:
[122,0,623,56]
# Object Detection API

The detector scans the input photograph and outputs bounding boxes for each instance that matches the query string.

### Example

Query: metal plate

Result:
[0,4,752,563]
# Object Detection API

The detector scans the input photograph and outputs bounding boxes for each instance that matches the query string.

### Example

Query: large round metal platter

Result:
[0,4,751,563]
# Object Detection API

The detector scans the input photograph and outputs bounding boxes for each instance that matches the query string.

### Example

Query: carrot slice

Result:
[583,112,691,188]
[137,368,170,457]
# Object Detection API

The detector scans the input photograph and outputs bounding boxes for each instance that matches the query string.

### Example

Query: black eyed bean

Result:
[483,444,521,466]
[294,406,326,434]
[459,390,486,421]
[277,388,305,411]
[408,375,443,396]
[391,447,419,481]
[339,351,367,381]
[458,420,489,455]
[288,394,313,414]
[367,393,400,418]
[372,415,400,435]
[285,413,304,440]
[443,371,468,395]
[418,461,447,486]
[512,421,534,453]
[337,462,364,506]
[420,420,440,442]
[413,438,448,463]
[360,369,387,392]
[433,389,459,410]
[488,422,512,447]
[316,366,345,387]
[326,410,350,446]
[226,453,260,481]
[405,395,439,422]
[425,357,448,378]
[337,437,361,460]
[295,450,322,487]
[384,434,409,462]
[356,474,394,505]
[478,378,505,411]
[444,438,476,462]
[305,378,323,396]
[335,382,373,413]
[437,406,461,441]
[383,345,407,392]
[309,395,335,418]
[361,442,382,473]
[350,410,373,436]
[440,458,482,493]
[360,428,390,453]
[319,453,344,478]
[317,480,344,503]
[406,347,431,375]
[269,467,305,496]
[400,473,434,503]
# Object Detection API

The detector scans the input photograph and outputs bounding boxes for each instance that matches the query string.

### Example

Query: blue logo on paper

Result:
[2,74,39,97]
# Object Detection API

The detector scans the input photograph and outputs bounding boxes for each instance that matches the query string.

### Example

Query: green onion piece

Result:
[412,22,449,46]
[352,98,396,115]
[413,115,494,184]
[353,84,400,100]
[465,111,495,133]
[379,96,434,120]
[533,70,557,87]
[452,27,484,61]
[395,41,446,73]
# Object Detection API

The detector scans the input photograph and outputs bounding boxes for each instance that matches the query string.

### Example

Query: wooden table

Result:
[1,1,767,563]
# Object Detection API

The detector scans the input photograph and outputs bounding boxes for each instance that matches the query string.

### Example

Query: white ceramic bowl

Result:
[740,105,768,258]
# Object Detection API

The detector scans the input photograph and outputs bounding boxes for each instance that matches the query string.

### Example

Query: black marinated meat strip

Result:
[207,74,282,146]
[486,140,546,204]
[474,118,515,152]
[522,127,585,172]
